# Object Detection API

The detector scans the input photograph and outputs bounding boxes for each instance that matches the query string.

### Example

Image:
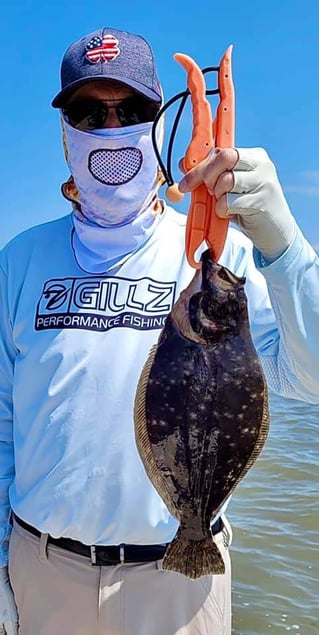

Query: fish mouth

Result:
[171,250,247,343]
[201,250,245,293]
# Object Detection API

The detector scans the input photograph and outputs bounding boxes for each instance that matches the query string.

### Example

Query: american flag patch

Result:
[85,34,120,64]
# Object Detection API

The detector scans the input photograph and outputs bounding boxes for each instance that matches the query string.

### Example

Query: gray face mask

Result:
[62,119,160,227]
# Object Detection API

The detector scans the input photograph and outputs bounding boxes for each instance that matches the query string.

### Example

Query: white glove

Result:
[227,147,297,261]
[0,567,18,635]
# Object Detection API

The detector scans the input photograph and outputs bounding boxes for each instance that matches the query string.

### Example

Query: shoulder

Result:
[0,215,72,262]
[2,214,72,251]
[0,214,73,278]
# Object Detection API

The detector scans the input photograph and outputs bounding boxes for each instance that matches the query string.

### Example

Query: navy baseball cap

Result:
[52,27,162,108]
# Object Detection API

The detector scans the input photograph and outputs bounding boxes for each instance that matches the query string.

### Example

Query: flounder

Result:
[134,249,269,579]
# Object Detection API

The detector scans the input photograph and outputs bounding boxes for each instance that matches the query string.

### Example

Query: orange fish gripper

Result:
[174,47,235,268]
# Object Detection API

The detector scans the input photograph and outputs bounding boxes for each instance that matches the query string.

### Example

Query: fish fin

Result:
[134,344,178,516]
[162,530,225,579]
[232,380,270,489]
[134,344,158,473]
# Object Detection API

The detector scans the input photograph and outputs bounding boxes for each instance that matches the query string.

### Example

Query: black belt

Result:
[13,514,223,566]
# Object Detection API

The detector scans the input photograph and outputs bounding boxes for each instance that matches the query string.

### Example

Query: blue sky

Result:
[1,0,319,249]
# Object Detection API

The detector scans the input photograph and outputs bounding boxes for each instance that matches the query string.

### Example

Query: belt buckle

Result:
[90,545,97,565]
[90,544,125,566]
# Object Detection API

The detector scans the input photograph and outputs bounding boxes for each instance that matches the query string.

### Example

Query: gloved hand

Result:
[0,567,18,635]
[178,147,297,262]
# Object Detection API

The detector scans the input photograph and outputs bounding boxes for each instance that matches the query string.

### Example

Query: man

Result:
[0,26,318,635]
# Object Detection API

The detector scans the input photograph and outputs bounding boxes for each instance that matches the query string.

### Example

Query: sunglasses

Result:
[63,96,160,130]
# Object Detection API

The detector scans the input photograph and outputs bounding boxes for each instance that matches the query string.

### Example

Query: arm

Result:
[0,261,16,566]
[0,259,19,633]
[179,147,319,403]
[254,227,319,403]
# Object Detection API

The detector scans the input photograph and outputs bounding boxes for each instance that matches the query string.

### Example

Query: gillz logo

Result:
[35,275,176,333]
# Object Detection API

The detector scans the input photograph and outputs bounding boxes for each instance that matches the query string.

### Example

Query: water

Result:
[228,393,319,634]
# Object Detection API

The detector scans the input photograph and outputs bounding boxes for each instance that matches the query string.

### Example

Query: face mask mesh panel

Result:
[88,147,143,185]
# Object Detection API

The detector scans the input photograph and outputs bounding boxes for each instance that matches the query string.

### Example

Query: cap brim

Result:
[52,75,162,108]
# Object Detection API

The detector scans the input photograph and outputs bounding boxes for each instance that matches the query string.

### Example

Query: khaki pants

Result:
[9,517,232,635]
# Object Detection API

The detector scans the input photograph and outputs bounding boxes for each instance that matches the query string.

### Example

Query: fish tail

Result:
[162,530,225,579]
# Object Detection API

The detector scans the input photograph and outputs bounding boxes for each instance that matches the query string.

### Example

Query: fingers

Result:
[215,194,232,219]
[214,171,234,199]
[233,147,269,171]
[178,147,271,196]
[177,147,274,219]
[178,148,239,194]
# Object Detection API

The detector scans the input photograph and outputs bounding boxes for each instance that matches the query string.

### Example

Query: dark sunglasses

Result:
[62,96,160,130]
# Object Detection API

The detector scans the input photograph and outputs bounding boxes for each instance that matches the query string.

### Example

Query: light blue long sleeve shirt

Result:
[0,207,318,566]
